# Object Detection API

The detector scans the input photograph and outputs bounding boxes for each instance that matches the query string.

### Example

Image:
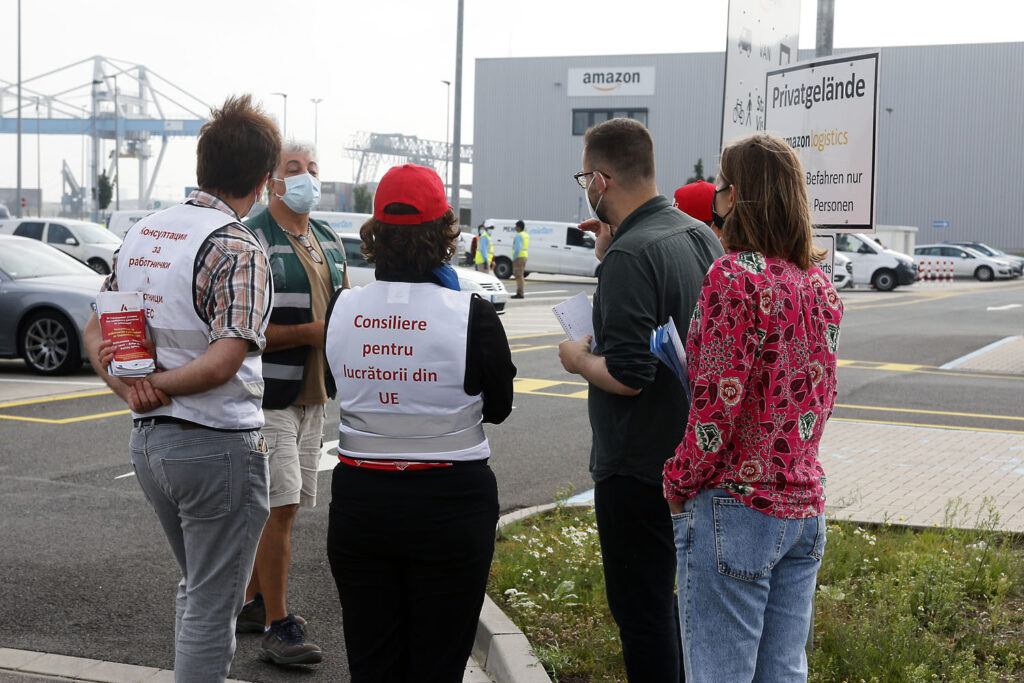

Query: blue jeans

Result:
[673,489,825,683]
[130,424,270,683]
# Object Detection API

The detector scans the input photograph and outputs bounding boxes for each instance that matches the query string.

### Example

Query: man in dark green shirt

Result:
[559,118,722,682]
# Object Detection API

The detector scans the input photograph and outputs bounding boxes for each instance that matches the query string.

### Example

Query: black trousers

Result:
[595,474,685,682]
[327,461,499,683]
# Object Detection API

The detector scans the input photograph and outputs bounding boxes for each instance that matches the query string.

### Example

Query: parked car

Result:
[832,251,854,289]
[107,209,157,239]
[913,244,1015,281]
[0,235,105,375]
[942,241,1023,277]
[835,232,917,291]
[0,217,121,274]
[335,232,507,312]
[0,204,10,219]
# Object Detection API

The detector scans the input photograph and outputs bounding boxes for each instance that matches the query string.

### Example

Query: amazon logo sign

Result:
[568,67,656,97]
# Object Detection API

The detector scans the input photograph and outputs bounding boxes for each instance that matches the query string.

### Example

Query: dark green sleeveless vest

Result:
[246,209,346,409]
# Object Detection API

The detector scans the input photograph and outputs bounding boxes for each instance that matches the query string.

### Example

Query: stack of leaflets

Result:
[650,316,690,404]
[96,291,155,377]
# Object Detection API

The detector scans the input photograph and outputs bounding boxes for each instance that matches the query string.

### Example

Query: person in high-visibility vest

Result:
[511,219,529,298]
[474,224,493,272]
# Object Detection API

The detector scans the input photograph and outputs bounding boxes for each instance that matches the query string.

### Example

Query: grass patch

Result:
[487,498,1024,682]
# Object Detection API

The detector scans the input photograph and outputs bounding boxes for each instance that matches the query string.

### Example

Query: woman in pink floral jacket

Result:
[662,134,843,682]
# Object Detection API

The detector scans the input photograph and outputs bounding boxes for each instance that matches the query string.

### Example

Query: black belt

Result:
[132,416,252,433]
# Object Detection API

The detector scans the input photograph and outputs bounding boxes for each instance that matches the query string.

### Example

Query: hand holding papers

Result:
[650,316,690,404]
[552,292,597,352]
[96,291,156,377]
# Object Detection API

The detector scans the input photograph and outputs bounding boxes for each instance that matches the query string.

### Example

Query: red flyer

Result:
[96,291,155,377]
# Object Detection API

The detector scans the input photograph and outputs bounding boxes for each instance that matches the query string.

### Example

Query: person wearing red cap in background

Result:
[674,180,721,240]
[323,164,516,682]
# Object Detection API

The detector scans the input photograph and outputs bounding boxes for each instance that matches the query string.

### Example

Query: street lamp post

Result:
[35,97,41,215]
[16,0,22,217]
[272,92,288,138]
[310,98,323,147]
[441,80,451,202]
[112,75,120,211]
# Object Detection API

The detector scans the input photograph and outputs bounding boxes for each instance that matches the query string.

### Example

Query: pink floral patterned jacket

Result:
[663,251,843,518]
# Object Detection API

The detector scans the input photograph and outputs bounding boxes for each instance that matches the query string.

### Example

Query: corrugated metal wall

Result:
[473,42,1024,250]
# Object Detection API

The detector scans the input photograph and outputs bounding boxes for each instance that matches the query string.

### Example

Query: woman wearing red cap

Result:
[323,164,516,682]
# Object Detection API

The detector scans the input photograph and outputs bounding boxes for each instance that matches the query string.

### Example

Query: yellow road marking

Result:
[845,281,1024,310]
[873,362,922,372]
[511,345,557,353]
[507,332,566,341]
[0,409,129,424]
[830,417,1024,436]
[834,403,1024,422]
[514,378,566,392]
[0,389,112,409]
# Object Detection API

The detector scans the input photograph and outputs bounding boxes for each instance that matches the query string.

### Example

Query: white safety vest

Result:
[117,203,268,430]
[325,280,488,461]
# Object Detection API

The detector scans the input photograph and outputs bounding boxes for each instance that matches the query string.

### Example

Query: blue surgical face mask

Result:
[273,173,321,214]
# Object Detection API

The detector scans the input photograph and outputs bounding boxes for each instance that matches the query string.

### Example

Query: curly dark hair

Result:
[359,207,460,274]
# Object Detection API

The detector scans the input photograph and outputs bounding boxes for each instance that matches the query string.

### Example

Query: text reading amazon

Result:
[765,52,880,232]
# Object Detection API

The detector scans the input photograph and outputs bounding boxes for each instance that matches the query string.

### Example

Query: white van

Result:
[310,211,372,234]
[482,218,599,280]
[107,210,157,239]
[0,217,121,274]
[835,233,918,291]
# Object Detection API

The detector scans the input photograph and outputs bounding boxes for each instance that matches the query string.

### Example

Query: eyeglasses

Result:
[573,170,612,189]
[293,231,324,264]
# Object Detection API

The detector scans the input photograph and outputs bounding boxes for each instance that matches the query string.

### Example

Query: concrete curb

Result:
[475,500,595,683]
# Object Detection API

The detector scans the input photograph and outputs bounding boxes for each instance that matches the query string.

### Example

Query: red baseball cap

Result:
[673,181,716,224]
[373,164,451,225]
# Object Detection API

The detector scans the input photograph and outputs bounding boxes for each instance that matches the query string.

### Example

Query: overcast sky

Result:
[1,0,1021,209]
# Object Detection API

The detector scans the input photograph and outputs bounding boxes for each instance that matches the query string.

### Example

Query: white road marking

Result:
[318,439,339,471]
[525,290,568,296]
[987,304,1022,311]
[940,335,1019,369]
[115,471,135,480]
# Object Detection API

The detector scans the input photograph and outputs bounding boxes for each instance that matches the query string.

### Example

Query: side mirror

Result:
[65,237,79,246]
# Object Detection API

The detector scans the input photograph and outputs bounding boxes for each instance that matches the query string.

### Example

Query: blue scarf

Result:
[432,264,461,291]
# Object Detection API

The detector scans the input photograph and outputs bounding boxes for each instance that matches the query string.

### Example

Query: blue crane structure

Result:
[0,55,208,220]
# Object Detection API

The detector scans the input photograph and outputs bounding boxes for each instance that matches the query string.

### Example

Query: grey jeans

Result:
[130,424,270,683]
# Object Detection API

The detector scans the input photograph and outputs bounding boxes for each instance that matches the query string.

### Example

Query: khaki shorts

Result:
[262,404,326,508]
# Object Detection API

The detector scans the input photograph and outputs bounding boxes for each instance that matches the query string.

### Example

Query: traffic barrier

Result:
[917,260,954,282]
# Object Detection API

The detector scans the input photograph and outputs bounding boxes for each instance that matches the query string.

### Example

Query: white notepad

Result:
[551,292,597,351]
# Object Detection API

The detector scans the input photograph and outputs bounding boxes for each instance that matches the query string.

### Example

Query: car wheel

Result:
[974,266,994,282]
[493,257,513,280]
[871,269,897,292]
[87,258,110,275]
[20,310,82,375]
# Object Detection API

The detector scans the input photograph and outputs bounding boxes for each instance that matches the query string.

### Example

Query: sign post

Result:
[764,51,881,233]
[720,0,802,147]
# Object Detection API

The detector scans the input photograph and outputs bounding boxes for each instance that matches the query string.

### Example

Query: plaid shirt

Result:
[103,191,272,349]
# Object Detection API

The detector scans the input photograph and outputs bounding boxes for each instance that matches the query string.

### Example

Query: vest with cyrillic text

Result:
[246,212,346,409]
[117,202,268,429]
[324,280,487,461]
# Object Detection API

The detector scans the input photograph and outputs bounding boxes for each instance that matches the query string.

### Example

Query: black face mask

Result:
[711,186,732,229]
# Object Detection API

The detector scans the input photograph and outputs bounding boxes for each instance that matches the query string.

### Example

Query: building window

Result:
[572,108,649,135]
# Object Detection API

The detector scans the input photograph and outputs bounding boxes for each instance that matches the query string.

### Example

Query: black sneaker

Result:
[237,593,307,634]
[258,614,322,666]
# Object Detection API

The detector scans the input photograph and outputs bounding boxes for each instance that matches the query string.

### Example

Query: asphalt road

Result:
[0,275,1021,681]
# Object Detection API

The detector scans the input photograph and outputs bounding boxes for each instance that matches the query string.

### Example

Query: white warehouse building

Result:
[472,42,1024,251]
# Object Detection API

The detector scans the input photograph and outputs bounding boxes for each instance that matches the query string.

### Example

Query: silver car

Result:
[0,234,105,374]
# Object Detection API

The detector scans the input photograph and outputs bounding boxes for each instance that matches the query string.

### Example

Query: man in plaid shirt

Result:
[85,95,279,682]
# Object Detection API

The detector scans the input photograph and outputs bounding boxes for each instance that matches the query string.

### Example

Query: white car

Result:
[336,232,507,312]
[835,233,918,291]
[913,244,1015,281]
[832,251,854,289]
[0,217,121,274]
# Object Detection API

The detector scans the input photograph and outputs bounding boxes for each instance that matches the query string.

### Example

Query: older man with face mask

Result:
[239,141,349,667]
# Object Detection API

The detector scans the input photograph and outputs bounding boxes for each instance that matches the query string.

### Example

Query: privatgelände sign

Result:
[568,67,655,97]
[765,52,880,233]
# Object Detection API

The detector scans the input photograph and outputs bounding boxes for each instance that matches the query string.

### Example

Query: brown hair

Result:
[359,207,460,274]
[583,117,655,189]
[196,95,281,198]
[717,134,825,270]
